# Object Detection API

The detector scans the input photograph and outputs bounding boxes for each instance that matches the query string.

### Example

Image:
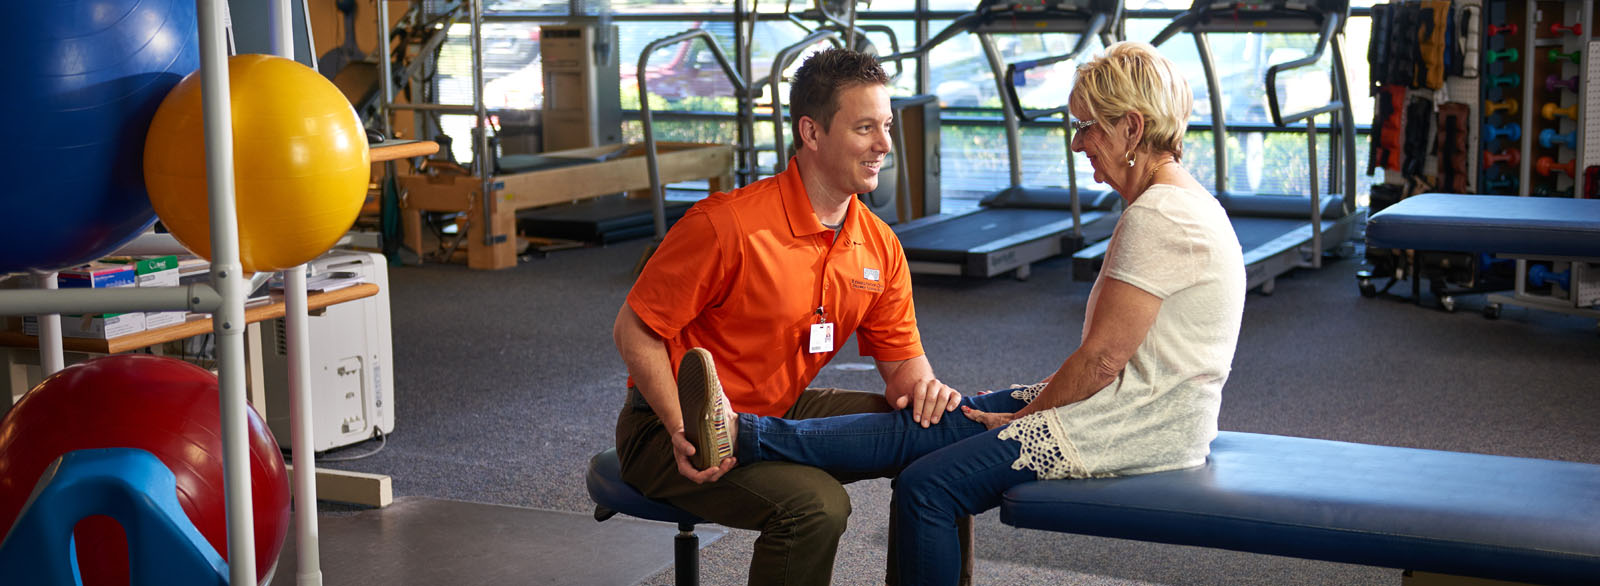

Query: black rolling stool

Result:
[586,448,707,586]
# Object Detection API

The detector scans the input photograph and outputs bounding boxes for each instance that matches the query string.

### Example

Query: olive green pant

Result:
[616,387,973,586]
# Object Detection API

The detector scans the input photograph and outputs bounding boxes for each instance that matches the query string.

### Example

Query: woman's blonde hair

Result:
[1069,41,1193,159]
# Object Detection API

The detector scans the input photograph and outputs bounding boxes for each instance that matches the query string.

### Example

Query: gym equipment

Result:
[1483,148,1519,167]
[1549,22,1583,36]
[1546,74,1579,93]
[1535,156,1575,177]
[1083,0,1360,294]
[1,0,200,274]
[886,0,1126,279]
[1483,123,1520,143]
[1548,49,1580,64]
[1365,193,1600,320]
[1528,264,1571,290]
[144,54,371,274]
[1486,48,1517,63]
[1484,175,1517,192]
[1484,98,1517,116]
[1488,72,1521,87]
[1487,22,1517,36]
[586,449,706,585]
[1539,128,1577,149]
[0,354,290,585]
[1000,432,1600,584]
[0,449,228,586]
[1532,185,1575,197]
[1542,102,1578,120]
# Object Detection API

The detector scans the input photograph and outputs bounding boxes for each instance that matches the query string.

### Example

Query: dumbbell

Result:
[1487,48,1519,63]
[1542,102,1578,121]
[1550,22,1583,36]
[1546,74,1579,93]
[1483,123,1521,143]
[1489,23,1518,36]
[1536,156,1576,176]
[1548,49,1581,64]
[1484,148,1520,167]
[1528,264,1571,289]
[1489,73,1521,88]
[1533,184,1576,197]
[1484,175,1518,192]
[1540,128,1577,149]
[1485,99,1518,116]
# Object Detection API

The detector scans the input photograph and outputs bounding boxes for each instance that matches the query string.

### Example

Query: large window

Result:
[423,1,1381,204]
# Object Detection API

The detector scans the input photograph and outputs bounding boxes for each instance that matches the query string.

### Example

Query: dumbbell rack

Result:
[1483,0,1599,319]
[1483,0,1594,198]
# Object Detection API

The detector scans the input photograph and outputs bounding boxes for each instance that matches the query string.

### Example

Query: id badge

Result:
[808,322,835,354]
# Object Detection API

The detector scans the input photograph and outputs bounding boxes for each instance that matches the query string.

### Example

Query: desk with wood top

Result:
[0,284,393,508]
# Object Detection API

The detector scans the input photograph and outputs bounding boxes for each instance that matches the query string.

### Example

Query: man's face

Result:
[809,83,893,197]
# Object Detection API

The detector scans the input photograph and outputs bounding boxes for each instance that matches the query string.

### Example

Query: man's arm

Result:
[876,354,962,427]
[613,303,735,483]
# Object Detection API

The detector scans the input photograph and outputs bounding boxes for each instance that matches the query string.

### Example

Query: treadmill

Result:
[888,0,1126,280]
[1074,0,1361,293]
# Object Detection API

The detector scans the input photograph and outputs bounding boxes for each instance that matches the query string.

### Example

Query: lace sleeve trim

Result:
[998,382,1100,479]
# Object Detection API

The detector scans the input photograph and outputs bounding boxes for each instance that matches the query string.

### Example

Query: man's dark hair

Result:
[788,48,890,149]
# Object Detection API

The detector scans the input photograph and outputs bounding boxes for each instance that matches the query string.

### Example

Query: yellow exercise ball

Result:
[144,54,369,273]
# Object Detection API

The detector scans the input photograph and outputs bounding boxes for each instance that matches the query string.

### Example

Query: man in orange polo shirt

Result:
[612,48,965,584]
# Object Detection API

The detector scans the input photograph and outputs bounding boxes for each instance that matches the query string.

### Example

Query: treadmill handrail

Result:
[1000,12,1107,123]
[1264,12,1340,128]
[638,29,747,241]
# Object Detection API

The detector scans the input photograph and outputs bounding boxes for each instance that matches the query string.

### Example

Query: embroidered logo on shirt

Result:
[863,268,880,281]
[849,279,883,293]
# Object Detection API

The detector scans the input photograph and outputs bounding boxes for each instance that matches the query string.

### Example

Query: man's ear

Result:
[798,115,820,151]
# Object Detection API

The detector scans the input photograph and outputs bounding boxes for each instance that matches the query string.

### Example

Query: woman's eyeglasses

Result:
[1068,118,1096,132]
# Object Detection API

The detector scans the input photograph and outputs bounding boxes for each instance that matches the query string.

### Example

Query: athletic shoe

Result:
[678,347,733,470]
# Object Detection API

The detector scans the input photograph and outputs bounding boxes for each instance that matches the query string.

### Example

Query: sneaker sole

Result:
[678,348,733,470]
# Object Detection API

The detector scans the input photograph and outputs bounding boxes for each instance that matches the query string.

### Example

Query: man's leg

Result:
[618,402,850,586]
[893,427,1037,586]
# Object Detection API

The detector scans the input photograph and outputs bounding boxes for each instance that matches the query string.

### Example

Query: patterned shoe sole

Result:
[678,348,733,470]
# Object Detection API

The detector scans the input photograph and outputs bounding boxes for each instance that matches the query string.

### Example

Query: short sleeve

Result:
[626,209,731,339]
[855,238,924,361]
[1101,206,1201,299]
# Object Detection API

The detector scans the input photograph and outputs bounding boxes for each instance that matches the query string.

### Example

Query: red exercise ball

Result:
[0,355,290,585]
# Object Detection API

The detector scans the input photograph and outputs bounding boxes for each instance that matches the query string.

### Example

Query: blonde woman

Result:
[678,41,1246,584]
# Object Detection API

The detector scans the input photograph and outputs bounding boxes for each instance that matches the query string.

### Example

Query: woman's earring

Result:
[1126,152,1136,167]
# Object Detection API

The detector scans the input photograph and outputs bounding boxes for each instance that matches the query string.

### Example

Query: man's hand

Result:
[891,377,962,428]
[961,406,1015,430]
[670,426,736,484]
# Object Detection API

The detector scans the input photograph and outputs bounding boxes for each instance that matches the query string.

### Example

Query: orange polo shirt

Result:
[627,158,924,417]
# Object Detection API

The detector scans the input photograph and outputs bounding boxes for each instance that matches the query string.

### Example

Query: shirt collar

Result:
[780,156,861,239]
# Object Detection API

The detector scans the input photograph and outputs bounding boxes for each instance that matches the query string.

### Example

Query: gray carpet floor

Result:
[315,236,1600,585]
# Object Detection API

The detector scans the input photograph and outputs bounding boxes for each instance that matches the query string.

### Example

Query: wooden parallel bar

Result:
[370,140,440,162]
[0,284,379,354]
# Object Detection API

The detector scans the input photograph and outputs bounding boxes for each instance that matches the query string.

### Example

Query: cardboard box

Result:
[107,255,185,329]
[22,263,146,339]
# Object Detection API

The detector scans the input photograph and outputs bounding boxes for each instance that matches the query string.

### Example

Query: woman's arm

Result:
[1018,277,1162,417]
[966,277,1163,429]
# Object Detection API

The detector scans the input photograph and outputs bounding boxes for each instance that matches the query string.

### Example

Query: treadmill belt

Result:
[900,208,1077,262]
[1229,216,1308,251]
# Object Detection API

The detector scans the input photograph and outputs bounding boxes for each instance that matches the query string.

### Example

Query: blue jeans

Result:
[734,389,1040,585]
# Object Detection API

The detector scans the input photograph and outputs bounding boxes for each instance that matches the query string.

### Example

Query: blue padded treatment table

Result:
[1366,193,1600,257]
[1001,432,1600,584]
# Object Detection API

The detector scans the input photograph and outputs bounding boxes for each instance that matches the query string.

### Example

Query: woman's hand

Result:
[961,406,1015,430]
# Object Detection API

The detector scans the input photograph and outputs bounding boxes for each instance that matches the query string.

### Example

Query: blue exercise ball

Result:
[1,0,200,274]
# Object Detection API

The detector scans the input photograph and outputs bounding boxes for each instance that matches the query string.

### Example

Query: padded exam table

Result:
[1363,193,1600,319]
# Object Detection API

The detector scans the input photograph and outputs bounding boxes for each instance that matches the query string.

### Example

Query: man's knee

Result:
[769,478,853,539]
